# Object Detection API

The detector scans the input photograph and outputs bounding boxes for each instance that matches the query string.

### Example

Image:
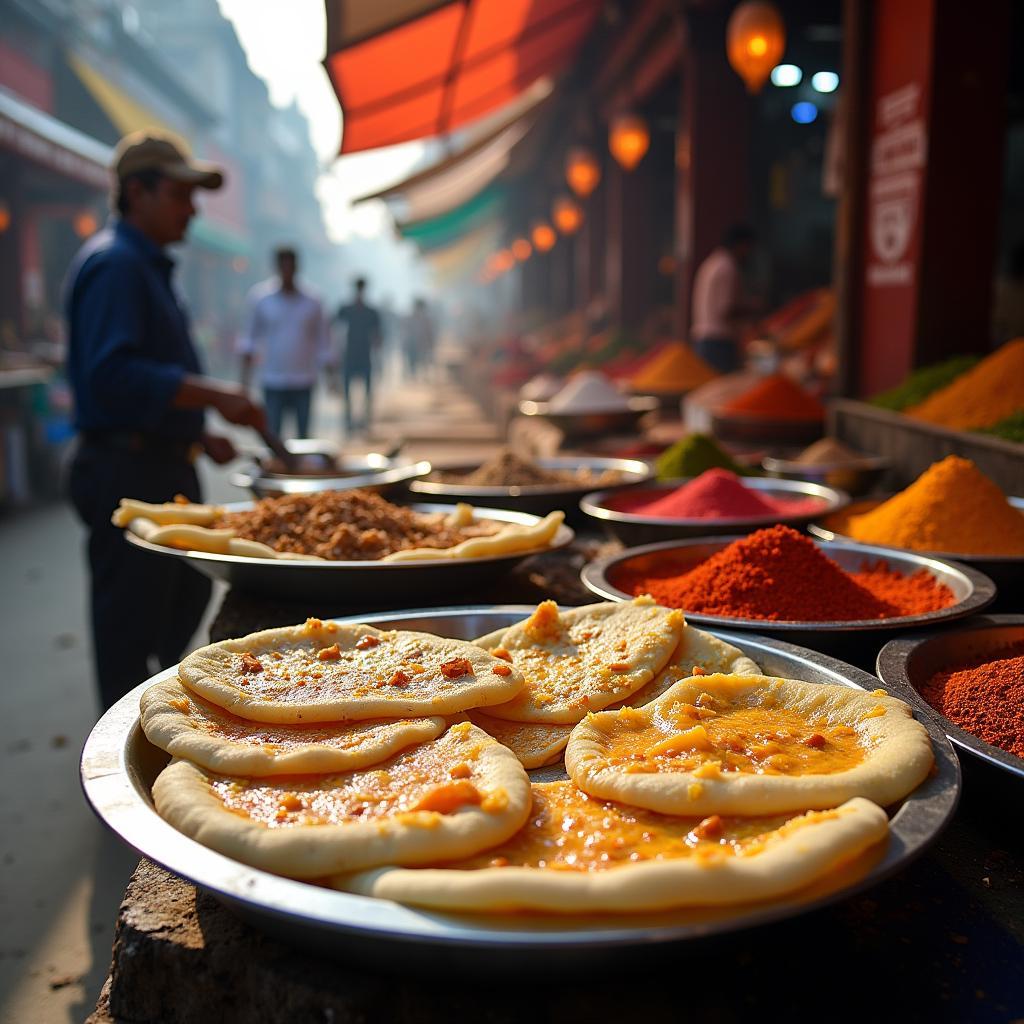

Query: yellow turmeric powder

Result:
[844,455,1024,555]
[630,342,718,393]
[906,339,1024,429]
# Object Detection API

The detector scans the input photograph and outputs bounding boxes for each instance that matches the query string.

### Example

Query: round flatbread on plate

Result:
[466,711,572,770]
[152,722,531,879]
[179,618,524,724]
[336,780,888,913]
[140,677,446,776]
[566,673,933,815]
[477,598,684,725]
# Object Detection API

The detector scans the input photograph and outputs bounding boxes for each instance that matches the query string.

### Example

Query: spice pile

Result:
[612,525,954,621]
[842,455,1024,556]
[548,371,631,413]
[623,469,825,520]
[921,642,1024,759]
[628,342,718,394]
[719,375,825,422]
[214,490,500,561]
[436,450,622,489]
[869,355,979,412]
[655,434,754,480]
[792,437,870,466]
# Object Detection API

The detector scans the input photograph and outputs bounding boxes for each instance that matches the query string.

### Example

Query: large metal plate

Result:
[877,614,1024,781]
[124,503,574,602]
[81,606,960,968]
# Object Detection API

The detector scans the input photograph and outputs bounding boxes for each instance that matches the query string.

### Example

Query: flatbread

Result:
[140,677,446,776]
[566,674,933,815]
[381,511,564,561]
[336,781,888,913]
[111,497,221,527]
[478,599,685,725]
[467,711,572,769]
[152,722,531,879]
[179,618,524,724]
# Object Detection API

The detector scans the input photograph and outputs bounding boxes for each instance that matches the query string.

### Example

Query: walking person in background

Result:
[406,297,436,381]
[238,247,329,439]
[335,277,381,434]
[690,224,759,374]
[65,130,265,711]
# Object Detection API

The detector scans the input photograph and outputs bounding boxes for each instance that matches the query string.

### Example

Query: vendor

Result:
[65,130,266,712]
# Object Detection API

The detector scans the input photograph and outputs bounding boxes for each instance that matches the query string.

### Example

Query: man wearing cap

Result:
[65,131,266,711]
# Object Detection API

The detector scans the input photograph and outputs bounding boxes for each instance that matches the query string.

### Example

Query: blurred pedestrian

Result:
[65,130,265,712]
[238,247,329,438]
[335,277,381,433]
[690,224,758,374]
[405,297,436,380]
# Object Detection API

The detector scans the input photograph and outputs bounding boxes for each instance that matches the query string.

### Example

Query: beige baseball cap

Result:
[113,130,224,189]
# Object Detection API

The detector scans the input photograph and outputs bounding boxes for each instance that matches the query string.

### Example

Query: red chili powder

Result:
[721,375,825,421]
[920,644,1024,758]
[626,468,825,519]
[612,525,955,621]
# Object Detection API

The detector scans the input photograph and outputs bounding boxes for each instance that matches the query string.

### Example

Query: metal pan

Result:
[877,614,1024,781]
[81,606,960,969]
[409,456,653,520]
[124,503,574,602]
[518,396,658,440]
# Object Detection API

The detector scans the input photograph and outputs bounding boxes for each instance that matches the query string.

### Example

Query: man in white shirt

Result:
[238,247,330,438]
[690,225,757,374]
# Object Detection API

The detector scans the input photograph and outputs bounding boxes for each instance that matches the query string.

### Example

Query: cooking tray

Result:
[124,503,574,602]
[81,606,960,969]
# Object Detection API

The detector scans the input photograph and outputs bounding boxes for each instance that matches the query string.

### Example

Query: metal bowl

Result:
[711,410,824,447]
[762,455,892,498]
[809,496,1024,593]
[409,456,654,520]
[877,615,1024,780]
[518,396,659,440]
[124,503,574,602]
[579,477,849,547]
[81,606,960,968]
[581,536,997,656]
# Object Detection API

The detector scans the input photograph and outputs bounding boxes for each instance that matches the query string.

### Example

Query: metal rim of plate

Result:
[81,605,960,955]
[581,535,997,632]
[231,457,431,497]
[579,476,850,532]
[876,614,1024,781]
[808,496,1024,566]
[409,456,654,499]
[124,502,575,572]
[518,396,659,418]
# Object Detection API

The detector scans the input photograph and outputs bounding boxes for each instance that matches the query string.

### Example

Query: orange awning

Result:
[324,0,601,154]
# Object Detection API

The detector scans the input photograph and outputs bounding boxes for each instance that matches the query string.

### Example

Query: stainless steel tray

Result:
[124,503,574,602]
[81,606,960,967]
[877,614,1024,780]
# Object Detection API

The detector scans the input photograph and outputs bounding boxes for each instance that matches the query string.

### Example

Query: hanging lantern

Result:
[511,237,532,262]
[565,147,601,197]
[531,221,556,252]
[552,195,583,235]
[0,202,10,234]
[73,210,99,238]
[726,1,786,94]
[608,113,650,171]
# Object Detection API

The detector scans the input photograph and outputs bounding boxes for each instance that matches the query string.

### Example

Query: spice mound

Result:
[843,455,1024,556]
[921,642,1024,759]
[655,434,754,480]
[792,437,870,467]
[629,342,718,394]
[436,450,622,489]
[622,469,825,520]
[719,375,825,422]
[612,525,955,622]
[548,371,631,413]
[213,490,501,561]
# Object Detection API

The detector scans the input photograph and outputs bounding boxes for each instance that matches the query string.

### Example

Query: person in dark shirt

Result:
[335,277,381,433]
[65,131,266,711]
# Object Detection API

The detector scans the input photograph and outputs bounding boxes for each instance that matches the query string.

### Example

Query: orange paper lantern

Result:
[726,1,786,94]
[608,113,650,171]
[511,238,532,262]
[565,147,601,197]
[73,210,99,238]
[0,202,10,234]
[531,222,556,252]
[552,195,583,234]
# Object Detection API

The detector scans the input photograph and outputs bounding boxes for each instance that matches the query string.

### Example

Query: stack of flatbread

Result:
[145,600,934,914]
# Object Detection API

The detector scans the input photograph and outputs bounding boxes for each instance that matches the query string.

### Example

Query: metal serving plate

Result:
[81,606,960,969]
[809,496,1024,593]
[582,536,996,647]
[409,456,653,520]
[579,477,850,547]
[877,614,1024,781]
[518,396,658,440]
[762,454,892,498]
[124,503,574,602]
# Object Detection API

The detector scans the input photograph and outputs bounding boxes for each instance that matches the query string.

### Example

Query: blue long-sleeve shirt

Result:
[65,220,205,441]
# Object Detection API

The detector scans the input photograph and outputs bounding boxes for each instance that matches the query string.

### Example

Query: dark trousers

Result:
[343,363,373,431]
[264,386,312,438]
[693,335,741,375]
[68,442,211,712]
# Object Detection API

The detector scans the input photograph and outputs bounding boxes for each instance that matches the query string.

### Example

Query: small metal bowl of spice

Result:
[762,438,891,497]
[877,615,1024,780]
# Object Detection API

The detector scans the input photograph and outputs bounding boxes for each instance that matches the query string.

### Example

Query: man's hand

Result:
[201,432,237,465]
[176,375,266,431]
